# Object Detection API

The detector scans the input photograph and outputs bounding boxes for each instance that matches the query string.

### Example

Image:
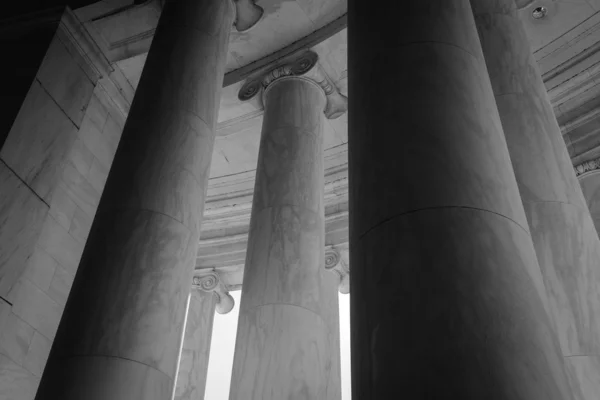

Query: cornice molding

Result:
[575,158,600,178]
[324,247,349,294]
[223,14,347,87]
[192,271,235,314]
[238,50,348,119]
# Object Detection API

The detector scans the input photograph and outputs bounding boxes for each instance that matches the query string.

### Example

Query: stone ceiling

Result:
[73,0,600,289]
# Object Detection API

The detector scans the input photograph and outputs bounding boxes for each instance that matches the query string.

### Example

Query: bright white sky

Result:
[205,291,352,400]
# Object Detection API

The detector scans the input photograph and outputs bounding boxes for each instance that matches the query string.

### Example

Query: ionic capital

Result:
[238,50,348,119]
[233,0,264,32]
[325,248,350,294]
[192,271,235,314]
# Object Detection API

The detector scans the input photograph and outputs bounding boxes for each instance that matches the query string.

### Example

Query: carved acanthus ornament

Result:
[238,50,348,119]
[325,248,350,294]
[575,158,600,178]
[192,271,235,314]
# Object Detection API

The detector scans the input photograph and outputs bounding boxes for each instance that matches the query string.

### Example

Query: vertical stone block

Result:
[23,332,51,377]
[0,313,34,366]
[37,37,95,127]
[0,164,48,298]
[8,279,61,340]
[0,354,39,400]
[0,81,79,202]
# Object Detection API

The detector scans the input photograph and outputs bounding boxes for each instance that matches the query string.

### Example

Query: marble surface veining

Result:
[174,290,217,400]
[473,2,600,398]
[230,304,332,400]
[35,0,234,398]
[579,172,600,234]
[524,201,600,356]
[565,356,600,400]
[230,78,338,399]
[348,0,572,397]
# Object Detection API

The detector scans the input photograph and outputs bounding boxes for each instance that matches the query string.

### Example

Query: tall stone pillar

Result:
[229,52,347,400]
[472,1,600,398]
[324,247,350,400]
[348,0,573,398]
[174,272,234,400]
[34,0,262,399]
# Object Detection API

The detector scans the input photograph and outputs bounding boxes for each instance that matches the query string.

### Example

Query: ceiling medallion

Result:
[532,6,548,19]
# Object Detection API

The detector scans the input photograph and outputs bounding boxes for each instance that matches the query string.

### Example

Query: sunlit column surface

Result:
[229,52,347,400]
[473,1,600,398]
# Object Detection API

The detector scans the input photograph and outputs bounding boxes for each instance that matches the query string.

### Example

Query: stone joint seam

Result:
[354,205,532,244]
[54,353,174,381]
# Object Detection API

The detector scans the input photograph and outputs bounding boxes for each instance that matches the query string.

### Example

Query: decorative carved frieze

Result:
[238,50,348,119]
[575,158,600,178]
[325,248,350,294]
[192,271,235,314]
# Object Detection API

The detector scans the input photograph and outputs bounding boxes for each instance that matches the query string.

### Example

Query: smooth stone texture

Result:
[174,290,217,400]
[37,36,95,128]
[1,80,78,203]
[473,1,600,398]
[351,208,572,399]
[35,0,234,398]
[348,0,572,397]
[0,163,49,298]
[230,77,339,399]
[44,355,172,400]
[348,31,529,240]
[229,304,331,400]
[524,201,600,355]
[0,354,39,400]
[565,356,600,400]
[579,172,600,234]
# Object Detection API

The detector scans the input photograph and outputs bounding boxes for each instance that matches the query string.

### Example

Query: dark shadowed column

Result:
[348,0,573,398]
[472,1,600,398]
[34,0,262,399]
[229,53,347,400]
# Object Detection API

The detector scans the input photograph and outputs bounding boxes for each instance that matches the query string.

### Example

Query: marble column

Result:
[174,272,234,400]
[34,0,262,399]
[348,0,573,398]
[472,1,600,398]
[324,247,350,400]
[229,52,347,400]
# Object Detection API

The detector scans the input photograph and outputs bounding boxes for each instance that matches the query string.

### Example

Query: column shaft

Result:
[35,0,234,398]
[348,0,572,398]
[229,77,338,399]
[174,290,217,400]
[326,276,342,400]
[472,1,600,397]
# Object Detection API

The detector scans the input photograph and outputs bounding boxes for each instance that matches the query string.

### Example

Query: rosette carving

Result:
[192,271,235,314]
[237,50,348,120]
[575,158,600,178]
[324,248,350,294]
